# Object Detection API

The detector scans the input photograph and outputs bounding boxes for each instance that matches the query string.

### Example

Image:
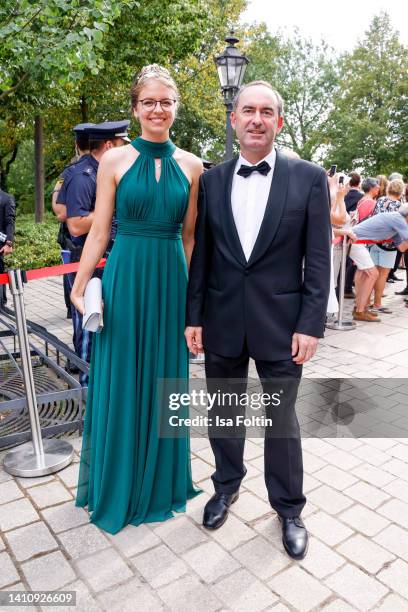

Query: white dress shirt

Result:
[231,149,276,261]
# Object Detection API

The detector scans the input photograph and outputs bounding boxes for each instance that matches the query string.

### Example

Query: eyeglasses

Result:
[138,99,177,111]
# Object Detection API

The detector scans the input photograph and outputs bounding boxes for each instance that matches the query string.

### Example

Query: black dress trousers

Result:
[205,344,306,518]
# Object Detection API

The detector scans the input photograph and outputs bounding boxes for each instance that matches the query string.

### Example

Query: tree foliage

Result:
[0,0,219,200]
[172,0,247,161]
[1,6,406,212]
[0,0,130,104]
[0,0,131,190]
[325,13,408,176]
[245,26,338,161]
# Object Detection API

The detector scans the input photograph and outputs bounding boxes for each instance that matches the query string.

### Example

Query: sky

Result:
[242,0,408,52]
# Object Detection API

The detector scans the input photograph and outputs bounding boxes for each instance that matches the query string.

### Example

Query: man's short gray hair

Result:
[232,80,284,116]
[399,204,408,218]
[389,172,404,181]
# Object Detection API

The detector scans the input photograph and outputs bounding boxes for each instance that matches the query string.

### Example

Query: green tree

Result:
[172,0,248,162]
[245,27,338,161]
[41,0,213,188]
[0,0,221,208]
[0,0,132,200]
[325,12,408,176]
[0,0,128,102]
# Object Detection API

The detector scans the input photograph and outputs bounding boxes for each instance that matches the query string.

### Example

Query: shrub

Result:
[5,213,61,271]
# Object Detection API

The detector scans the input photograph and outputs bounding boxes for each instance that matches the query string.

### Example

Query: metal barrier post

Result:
[326,237,356,331]
[3,269,74,477]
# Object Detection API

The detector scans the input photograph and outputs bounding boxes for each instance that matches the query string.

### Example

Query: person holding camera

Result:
[0,188,16,308]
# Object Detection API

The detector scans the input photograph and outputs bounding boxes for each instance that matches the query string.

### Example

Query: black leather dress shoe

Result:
[396,287,408,295]
[203,491,239,530]
[279,515,309,560]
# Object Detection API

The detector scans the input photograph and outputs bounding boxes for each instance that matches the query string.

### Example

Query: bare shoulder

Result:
[99,144,139,185]
[174,148,203,181]
[101,143,137,167]
[175,148,202,165]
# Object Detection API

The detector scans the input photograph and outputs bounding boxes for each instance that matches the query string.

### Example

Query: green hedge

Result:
[5,213,61,271]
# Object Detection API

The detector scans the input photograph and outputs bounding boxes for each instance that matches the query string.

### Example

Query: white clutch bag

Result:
[83,277,103,333]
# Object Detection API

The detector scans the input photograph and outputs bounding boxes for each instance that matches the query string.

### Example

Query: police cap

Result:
[73,123,95,133]
[84,120,131,142]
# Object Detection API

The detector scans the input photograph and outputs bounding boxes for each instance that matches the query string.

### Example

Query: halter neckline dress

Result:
[75,136,201,534]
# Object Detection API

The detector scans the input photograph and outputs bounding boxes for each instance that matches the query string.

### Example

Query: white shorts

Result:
[349,243,375,270]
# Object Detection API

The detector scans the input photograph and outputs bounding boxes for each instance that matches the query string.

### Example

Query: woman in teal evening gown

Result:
[71,65,203,534]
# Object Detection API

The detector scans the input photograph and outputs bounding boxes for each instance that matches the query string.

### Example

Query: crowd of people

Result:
[328,171,408,323]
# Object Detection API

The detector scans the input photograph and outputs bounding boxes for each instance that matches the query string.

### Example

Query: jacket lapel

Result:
[247,149,289,268]
[220,157,247,267]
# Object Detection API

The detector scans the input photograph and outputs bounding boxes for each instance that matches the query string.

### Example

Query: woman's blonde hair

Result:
[376,175,388,198]
[387,179,405,198]
[130,64,180,109]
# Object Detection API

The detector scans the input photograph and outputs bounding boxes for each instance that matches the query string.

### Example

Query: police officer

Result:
[52,123,95,319]
[0,188,16,308]
[63,120,130,384]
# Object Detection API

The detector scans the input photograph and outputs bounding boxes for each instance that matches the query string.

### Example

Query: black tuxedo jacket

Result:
[186,150,332,361]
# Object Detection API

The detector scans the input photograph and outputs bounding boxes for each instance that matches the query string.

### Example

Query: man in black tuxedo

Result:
[185,81,331,560]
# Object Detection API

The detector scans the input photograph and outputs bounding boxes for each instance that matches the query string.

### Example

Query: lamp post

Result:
[214,32,249,161]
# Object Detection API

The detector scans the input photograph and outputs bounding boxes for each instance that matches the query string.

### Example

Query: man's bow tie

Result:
[237,160,271,178]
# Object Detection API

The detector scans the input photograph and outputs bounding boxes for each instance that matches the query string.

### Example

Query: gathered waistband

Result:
[117,219,182,240]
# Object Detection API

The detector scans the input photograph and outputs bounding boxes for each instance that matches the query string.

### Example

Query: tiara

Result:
[137,64,171,82]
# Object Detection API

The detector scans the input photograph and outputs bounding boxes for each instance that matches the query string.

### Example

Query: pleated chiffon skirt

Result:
[75,232,201,534]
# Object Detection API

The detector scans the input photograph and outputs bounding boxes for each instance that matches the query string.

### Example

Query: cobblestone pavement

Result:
[1,276,408,611]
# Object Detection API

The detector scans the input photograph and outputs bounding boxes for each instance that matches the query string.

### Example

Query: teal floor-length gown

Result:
[75,137,201,534]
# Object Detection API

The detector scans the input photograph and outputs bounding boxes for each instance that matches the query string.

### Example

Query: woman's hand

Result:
[327,173,348,207]
[327,172,340,207]
[336,181,349,201]
[70,292,85,316]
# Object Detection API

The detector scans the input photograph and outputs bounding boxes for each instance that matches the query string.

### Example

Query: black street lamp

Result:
[214,31,249,161]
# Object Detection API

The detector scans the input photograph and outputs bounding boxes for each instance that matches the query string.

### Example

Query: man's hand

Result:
[292,333,318,365]
[185,326,203,355]
[0,244,13,255]
[345,229,357,242]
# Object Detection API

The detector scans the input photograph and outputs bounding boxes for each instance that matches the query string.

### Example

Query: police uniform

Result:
[56,123,95,206]
[0,189,15,307]
[54,123,95,316]
[63,120,130,385]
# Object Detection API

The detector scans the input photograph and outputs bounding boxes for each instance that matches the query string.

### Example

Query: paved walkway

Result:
[1,276,408,611]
